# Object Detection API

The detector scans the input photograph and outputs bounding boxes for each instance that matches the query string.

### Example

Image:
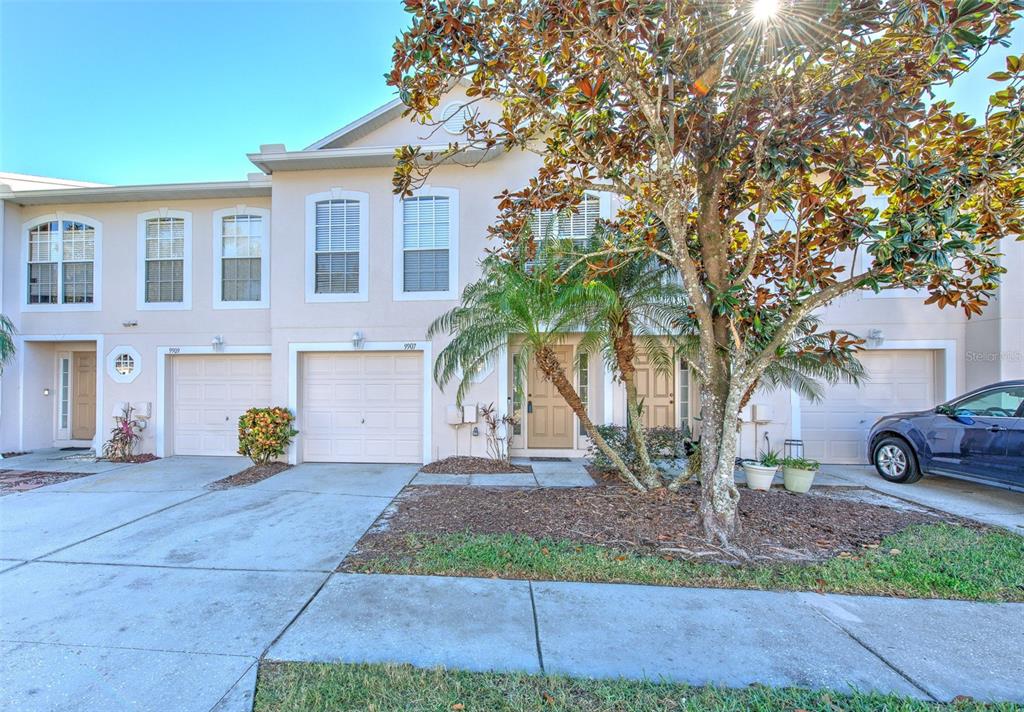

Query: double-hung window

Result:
[529,193,602,249]
[213,207,269,308]
[527,194,604,272]
[25,216,100,309]
[395,187,459,300]
[305,190,368,302]
[138,210,191,309]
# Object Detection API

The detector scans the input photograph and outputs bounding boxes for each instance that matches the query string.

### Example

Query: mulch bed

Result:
[207,462,291,490]
[347,469,964,567]
[0,470,94,495]
[420,456,533,474]
[105,453,160,464]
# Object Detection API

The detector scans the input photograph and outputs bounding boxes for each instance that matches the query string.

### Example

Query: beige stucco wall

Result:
[1,99,1020,462]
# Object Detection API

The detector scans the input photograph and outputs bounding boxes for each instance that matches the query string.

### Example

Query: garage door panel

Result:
[800,350,936,465]
[300,351,423,463]
[172,355,272,457]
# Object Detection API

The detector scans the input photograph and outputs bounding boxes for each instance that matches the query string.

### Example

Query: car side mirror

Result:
[935,404,952,415]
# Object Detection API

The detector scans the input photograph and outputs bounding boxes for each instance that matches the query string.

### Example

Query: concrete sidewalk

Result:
[268,572,1024,704]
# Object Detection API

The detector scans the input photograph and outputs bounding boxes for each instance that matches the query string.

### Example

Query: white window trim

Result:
[106,345,141,384]
[531,190,611,241]
[304,189,369,303]
[212,206,270,310]
[137,209,193,311]
[393,186,459,301]
[21,213,103,312]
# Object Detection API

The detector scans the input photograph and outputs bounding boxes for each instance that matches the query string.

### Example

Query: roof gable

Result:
[306,86,497,151]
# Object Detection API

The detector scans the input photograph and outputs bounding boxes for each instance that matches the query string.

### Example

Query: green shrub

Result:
[238,407,298,465]
[588,424,693,471]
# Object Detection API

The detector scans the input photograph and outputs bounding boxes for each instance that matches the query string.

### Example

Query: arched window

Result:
[25,215,100,308]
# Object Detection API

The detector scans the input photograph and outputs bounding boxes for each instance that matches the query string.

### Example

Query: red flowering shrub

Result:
[237,407,298,465]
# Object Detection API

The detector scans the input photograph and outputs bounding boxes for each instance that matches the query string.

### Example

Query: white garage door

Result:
[300,351,423,463]
[172,355,272,456]
[801,350,938,464]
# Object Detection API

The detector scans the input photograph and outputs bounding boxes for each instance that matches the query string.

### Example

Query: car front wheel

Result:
[872,436,922,483]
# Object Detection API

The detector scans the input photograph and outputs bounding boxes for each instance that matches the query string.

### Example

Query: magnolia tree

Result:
[389,0,1024,544]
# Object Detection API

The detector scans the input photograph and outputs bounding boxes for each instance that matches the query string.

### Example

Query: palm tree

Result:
[427,240,645,489]
[674,314,867,489]
[573,232,687,490]
[0,315,15,374]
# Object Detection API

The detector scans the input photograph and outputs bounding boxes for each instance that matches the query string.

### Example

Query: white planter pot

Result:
[783,467,817,494]
[742,463,777,490]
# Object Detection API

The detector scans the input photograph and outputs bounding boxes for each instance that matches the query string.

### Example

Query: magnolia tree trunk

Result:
[612,326,662,490]
[696,373,745,545]
[534,345,646,491]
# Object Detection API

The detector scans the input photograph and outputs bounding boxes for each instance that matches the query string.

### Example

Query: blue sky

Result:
[0,1,1020,186]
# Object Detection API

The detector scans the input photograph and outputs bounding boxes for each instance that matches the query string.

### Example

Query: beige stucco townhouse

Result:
[2,89,1022,465]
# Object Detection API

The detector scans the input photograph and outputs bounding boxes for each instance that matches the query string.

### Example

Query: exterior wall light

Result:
[866,329,885,349]
[352,331,365,349]
[212,335,225,352]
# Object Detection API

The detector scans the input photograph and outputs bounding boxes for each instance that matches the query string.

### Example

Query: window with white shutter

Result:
[528,193,601,249]
[403,196,450,292]
[314,200,361,294]
[144,217,185,303]
[393,187,459,300]
[137,209,191,310]
[305,190,368,302]
[25,216,99,308]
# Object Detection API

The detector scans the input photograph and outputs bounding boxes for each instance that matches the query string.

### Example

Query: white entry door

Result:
[300,351,424,463]
[800,349,938,464]
[171,354,272,456]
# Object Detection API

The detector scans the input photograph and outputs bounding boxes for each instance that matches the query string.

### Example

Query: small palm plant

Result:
[0,315,16,374]
[572,229,687,489]
[428,239,644,489]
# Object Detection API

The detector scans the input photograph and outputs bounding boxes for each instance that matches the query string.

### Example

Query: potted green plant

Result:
[782,456,821,493]
[742,448,780,490]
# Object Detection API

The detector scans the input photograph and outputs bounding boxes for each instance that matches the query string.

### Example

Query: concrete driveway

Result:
[0,457,416,712]
[818,465,1024,533]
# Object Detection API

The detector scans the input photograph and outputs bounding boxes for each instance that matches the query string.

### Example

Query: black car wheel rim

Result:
[877,444,907,477]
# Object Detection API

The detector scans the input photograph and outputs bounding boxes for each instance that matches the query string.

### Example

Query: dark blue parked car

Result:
[867,380,1024,490]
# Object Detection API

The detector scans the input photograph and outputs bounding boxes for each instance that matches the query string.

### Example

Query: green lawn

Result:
[348,523,1024,602]
[254,662,1017,711]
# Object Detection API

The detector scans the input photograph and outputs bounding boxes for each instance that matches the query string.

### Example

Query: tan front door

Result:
[635,352,675,428]
[527,346,574,449]
[71,352,97,440]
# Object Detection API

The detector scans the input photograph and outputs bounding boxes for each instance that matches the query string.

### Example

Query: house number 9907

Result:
[403,343,417,350]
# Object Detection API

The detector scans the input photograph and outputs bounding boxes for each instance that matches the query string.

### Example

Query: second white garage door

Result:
[300,351,424,463]
[800,349,939,464]
[172,354,272,456]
